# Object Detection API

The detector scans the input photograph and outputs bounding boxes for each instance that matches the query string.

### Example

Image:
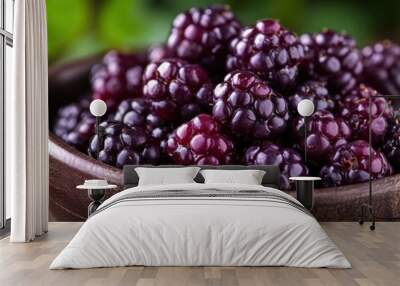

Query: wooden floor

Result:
[0,222,399,286]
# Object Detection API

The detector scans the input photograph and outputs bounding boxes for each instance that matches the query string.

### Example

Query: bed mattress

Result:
[50,183,350,269]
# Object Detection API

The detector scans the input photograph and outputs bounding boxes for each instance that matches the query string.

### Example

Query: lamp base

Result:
[359,203,375,231]
[87,189,106,217]
[295,180,314,211]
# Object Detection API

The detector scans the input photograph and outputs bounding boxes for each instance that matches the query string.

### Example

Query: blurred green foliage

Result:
[46,0,400,62]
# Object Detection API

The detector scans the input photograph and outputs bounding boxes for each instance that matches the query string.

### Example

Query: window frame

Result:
[0,0,14,230]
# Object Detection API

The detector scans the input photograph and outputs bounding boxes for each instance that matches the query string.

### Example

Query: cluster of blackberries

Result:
[53,5,400,190]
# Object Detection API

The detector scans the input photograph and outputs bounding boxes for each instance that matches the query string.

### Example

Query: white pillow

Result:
[200,169,266,185]
[135,167,200,186]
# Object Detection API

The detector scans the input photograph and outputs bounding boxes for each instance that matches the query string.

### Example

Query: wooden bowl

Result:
[49,56,400,221]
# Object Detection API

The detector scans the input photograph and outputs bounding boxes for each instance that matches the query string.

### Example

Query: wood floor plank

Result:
[0,222,400,286]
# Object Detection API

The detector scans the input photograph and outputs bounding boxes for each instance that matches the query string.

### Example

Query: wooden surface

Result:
[1,222,400,286]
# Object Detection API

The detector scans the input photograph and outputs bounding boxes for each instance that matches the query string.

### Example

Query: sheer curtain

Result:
[8,0,49,242]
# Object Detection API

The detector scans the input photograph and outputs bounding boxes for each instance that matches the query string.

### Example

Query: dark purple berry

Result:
[382,116,400,171]
[113,98,173,162]
[212,70,289,141]
[91,50,147,110]
[362,40,400,95]
[288,80,335,114]
[53,97,96,152]
[166,114,234,165]
[147,44,174,62]
[300,30,363,94]
[320,140,392,187]
[293,110,351,163]
[340,84,392,145]
[227,19,305,91]
[167,5,241,74]
[88,121,161,168]
[243,141,308,190]
[142,58,213,124]
[113,98,172,141]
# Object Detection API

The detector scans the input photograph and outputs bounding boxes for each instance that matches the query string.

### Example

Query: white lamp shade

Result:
[90,99,107,117]
[297,99,315,117]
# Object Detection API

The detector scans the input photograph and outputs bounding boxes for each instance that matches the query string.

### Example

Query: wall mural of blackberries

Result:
[320,140,392,187]
[362,41,400,96]
[53,97,96,153]
[167,5,241,79]
[340,84,392,145]
[226,19,305,91]
[243,142,308,190]
[292,110,351,164]
[212,70,289,142]
[90,51,148,110]
[48,4,400,221]
[88,121,162,168]
[288,80,336,114]
[166,114,234,165]
[142,58,214,124]
[299,30,363,95]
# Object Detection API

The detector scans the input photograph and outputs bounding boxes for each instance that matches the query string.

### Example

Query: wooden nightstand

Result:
[76,184,118,216]
[289,177,321,211]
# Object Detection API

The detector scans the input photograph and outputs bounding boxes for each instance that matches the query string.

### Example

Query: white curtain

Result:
[8,0,49,242]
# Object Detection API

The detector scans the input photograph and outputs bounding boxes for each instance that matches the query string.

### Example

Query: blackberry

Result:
[88,121,161,168]
[147,44,173,62]
[166,114,234,165]
[226,19,305,91]
[382,116,400,171]
[362,40,400,95]
[243,141,308,190]
[167,5,241,74]
[91,50,147,110]
[53,97,96,152]
[288,80,335,114]
[113,98,172,142]
[293,111,351,163]
[142,58,213,124]
[212,70,289,141]
[320,140,392,187]
[300,30,363,94]
[340,84,392,145]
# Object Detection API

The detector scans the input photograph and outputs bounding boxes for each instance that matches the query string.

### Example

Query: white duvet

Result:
[50,183,351,269]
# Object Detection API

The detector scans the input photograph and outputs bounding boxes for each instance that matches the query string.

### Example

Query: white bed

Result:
[50,183,350,269]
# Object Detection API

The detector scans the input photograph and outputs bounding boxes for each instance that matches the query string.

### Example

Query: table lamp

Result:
[297,99,315,163]
[89,99,107,158]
